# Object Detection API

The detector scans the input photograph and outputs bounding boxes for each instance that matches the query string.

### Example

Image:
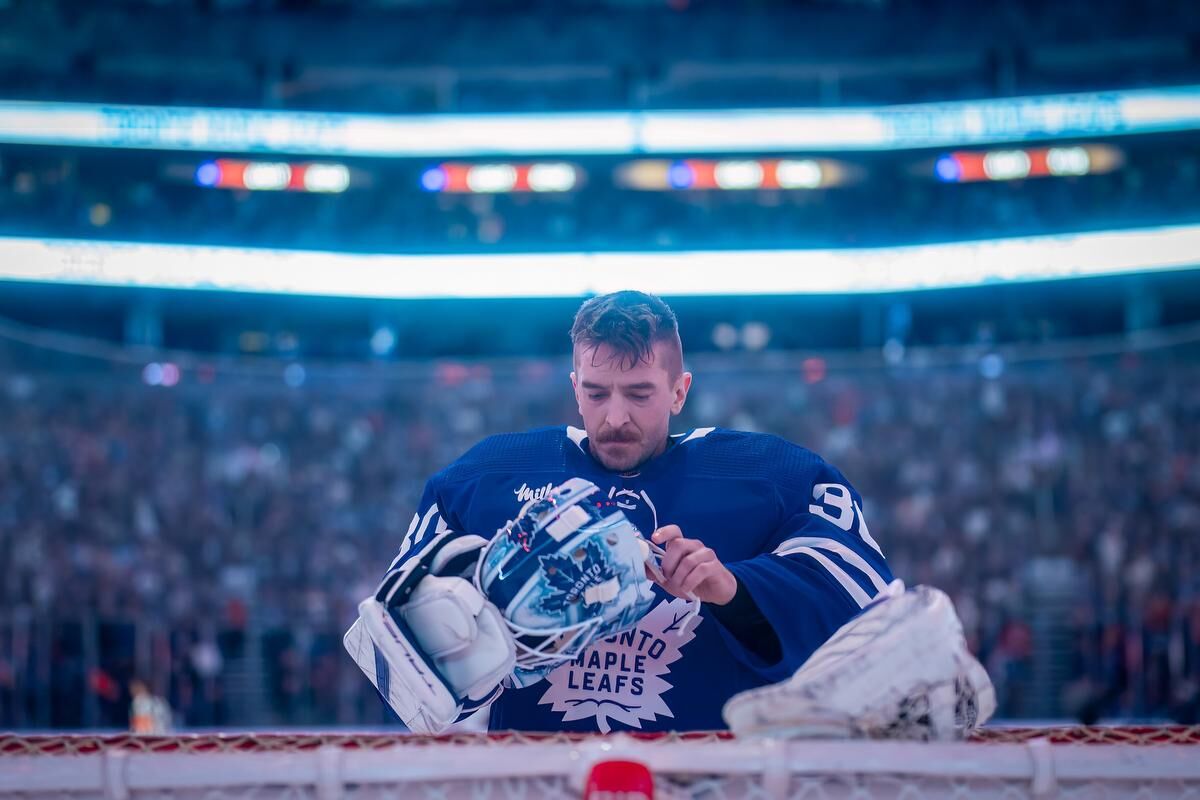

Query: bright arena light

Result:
[668,162,695,189]
[741,322,771,350]
[982,150,1032,181]
[160,363,181,387]
[775,159,824,189]
[713,160,765,190]
[195,161,221,187]
[241,162,292,191]
[934,155,962,182]
[1046,146,1092,176]
[303,163,351,193]
[2,224,1198,299]
[527,163,577,192]
[712,323,739,350]
[370,326,397,356]
[420,167,448,192]
[3,86,1200,156]
[465,164,518,193]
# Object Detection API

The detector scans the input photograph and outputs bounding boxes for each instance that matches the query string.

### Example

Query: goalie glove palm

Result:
[345,532,516,734]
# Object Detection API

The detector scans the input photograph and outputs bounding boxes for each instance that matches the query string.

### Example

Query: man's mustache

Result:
[597,429,639,443]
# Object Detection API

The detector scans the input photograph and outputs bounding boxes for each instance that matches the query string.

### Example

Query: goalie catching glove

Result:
[344,477,660,734]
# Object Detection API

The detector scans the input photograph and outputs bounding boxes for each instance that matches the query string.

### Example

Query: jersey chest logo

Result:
[537,597,699,732]
[595,486,658,538]
[514,481,555,504]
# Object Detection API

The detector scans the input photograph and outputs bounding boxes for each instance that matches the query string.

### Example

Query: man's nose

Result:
[605,398,631,428]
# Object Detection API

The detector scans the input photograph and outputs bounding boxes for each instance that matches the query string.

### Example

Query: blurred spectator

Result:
[1,333,1198,726]
[129,678,172,734]
[0,0,1194,112]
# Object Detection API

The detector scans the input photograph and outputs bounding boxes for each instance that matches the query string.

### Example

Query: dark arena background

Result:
[3,0,1200,797]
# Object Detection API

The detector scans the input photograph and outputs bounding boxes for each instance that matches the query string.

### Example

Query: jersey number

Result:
[809,483,883,555]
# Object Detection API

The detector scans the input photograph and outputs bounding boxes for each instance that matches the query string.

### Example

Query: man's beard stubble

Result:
[594,429,665,474]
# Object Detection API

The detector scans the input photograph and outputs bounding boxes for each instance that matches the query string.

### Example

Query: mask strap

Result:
[644,539,702,637]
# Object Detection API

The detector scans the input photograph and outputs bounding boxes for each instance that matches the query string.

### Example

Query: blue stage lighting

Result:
[420,167,447,192]
[195,161,221,187]
[934,156,961,182]
[667,161,694,189]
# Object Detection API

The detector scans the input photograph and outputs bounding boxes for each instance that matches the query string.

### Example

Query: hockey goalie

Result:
[345,477,993,739]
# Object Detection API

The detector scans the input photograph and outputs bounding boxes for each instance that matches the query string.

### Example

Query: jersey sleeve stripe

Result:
[389,503,441,569]
[773,546,873,607]
[773,536,890,594]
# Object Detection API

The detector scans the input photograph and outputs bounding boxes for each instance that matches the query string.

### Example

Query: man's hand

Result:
[649,525,738,606]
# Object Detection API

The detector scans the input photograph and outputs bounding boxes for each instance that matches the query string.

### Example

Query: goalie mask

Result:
[475,478,658,670]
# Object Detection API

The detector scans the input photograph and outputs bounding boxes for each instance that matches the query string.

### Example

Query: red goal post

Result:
[3,727,1200,799]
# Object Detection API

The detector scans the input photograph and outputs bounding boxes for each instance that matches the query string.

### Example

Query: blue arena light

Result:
[934,156,962,182]
[283,363,306,388]
[195,161,221,187]
[668,161,695,190]
[2,86,1200,156]
[979,353,1005,380]
[1,224,1198,299]
[370,326,397,356]
[420,167,448,192]
[142,363,164,386]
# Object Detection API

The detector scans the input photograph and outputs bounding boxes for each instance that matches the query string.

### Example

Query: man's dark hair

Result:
[570,290,683,377]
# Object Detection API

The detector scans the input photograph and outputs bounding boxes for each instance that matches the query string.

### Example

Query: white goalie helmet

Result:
[474,478,659,671]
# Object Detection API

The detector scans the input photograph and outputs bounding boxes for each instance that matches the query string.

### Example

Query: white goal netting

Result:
[4,727,1200,800]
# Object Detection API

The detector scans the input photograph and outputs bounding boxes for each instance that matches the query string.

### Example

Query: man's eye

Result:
[630,395,650,401]
[588,394,607,401]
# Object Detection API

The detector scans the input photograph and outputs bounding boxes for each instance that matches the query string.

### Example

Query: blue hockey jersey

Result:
[385,425,893,733]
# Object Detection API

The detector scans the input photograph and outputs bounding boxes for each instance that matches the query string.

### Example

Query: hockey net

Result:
[3,727,1200,800]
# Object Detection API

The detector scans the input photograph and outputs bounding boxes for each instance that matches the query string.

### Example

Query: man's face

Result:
[571,341,692,473]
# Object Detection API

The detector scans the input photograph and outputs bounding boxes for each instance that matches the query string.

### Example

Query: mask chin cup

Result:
[508,617,603,670]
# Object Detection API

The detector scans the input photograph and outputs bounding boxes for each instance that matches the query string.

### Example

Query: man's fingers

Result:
[678,562,717,597]
[651,525,683,546]
[660,538,702,577]
[665,560,700,597]
[648,527,724,601]
[668,549,714,596]
[672,547,714,578]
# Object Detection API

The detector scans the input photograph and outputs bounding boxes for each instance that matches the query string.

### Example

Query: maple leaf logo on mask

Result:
[536,540,616,617]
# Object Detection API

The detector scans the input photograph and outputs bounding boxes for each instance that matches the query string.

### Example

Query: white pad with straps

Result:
[344,532,516,734]
[400,575,514,701]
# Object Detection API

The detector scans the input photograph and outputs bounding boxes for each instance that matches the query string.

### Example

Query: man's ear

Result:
[671,371,693,415]
[570,371,582,415]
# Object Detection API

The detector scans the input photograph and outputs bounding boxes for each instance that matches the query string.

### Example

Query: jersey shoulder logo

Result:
[537,597,700,732]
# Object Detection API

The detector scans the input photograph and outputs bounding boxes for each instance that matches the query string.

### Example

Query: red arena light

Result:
[930,144,1124,183]
[420,162,582,193]
[196,160,352,193]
